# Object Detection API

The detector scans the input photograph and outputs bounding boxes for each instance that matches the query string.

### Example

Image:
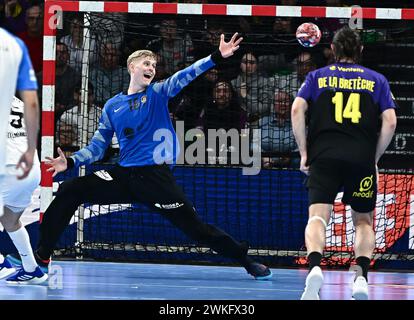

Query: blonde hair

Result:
[127,50,157,73]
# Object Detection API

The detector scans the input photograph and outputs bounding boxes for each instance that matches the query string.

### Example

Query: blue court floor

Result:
[0,261,413,300]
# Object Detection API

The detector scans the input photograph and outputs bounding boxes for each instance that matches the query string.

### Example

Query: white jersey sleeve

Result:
[0,28,36,174]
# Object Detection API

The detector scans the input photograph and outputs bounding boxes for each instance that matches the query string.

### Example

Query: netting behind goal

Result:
[42,2,414,268]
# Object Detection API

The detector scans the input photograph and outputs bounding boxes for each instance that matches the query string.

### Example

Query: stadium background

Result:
[0,0,413,270]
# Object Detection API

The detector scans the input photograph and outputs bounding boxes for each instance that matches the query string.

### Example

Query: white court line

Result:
[50,281,301,292]
[93,296,140,299]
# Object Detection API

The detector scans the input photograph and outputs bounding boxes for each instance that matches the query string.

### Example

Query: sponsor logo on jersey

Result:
[359,175,373,192]
[352,175,374,198]
[29,69,37,82]
[8,132,26,138]
[154,202,184,210]
[337,66,365,73]
[93,170,113,181]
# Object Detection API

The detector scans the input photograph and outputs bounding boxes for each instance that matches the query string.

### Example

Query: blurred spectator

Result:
[90,12,127,50]
[146,19,194,74]
[277,51,317,94]
[153,52,170,81]
[194,22,239,80]
[198,81,245,132]
[256,18,295,76]
[54,42,81,114]
[199,81,245,164]
[296,52,317,82]
[193,24,223,61]
[56,82,101,147]
[37,42,81,120]
[257,91,297,168]
[2,0,29,34]
[121,17,146,66]
[16,4,43,72]
[174,68,219,131]
[61,16,98,72]
[89,42,129,105]
[231,52,275,128]
[56,121,78,157]
[273,18,295,35]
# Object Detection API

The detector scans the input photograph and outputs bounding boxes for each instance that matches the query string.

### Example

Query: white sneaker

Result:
[352,276,368,300]
[301,266,324,300]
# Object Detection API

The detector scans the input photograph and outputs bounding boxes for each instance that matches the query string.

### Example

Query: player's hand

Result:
[219,32,243,58]
[300,156,309,175]
[45,147,68,177]
[16,149,35,180]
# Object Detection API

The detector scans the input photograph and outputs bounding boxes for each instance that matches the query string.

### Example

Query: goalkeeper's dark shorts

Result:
[306,158,377,213]
[38,164,250,263]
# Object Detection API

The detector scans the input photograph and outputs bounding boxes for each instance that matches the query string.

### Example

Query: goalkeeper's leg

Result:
[140,166,272,280]
[36,168,134,262]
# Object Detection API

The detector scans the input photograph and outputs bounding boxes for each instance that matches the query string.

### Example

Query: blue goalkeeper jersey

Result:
[70,55,215,168]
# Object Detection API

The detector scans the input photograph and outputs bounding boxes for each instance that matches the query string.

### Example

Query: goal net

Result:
[41,1,414,268]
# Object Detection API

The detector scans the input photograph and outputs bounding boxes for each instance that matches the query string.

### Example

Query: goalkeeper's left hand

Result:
[219,32,243,58]
[45,147,68,177]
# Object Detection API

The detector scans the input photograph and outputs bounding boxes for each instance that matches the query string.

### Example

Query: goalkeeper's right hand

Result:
[46,147,68,177]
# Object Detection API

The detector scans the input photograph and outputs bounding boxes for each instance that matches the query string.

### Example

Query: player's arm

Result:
[375,77,398,165]
[153,32,243,98]
[292,72,313,175]
[16,90,39,179]
[291,97,309,175]
[375,108,397,164]
[19,90,39,154]
[46,108,115,177]
[15,38,40,179]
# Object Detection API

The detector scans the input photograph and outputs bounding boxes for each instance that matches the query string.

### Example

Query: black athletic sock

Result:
[308,251,322,271]
[356,256,370,281]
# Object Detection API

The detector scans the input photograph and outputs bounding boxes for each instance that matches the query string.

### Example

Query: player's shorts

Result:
[1,162,41,213]
[307,158,376,213]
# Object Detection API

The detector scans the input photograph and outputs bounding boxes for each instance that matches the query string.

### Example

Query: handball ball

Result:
[296,23,321,47]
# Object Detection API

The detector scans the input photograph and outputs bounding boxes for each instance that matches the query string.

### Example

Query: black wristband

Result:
[211,49,226,66]
[66,157,75,170]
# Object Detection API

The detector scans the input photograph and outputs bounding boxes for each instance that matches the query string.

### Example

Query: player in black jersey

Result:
[291,27,397,300]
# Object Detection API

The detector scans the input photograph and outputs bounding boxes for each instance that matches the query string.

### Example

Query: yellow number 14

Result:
[332,92,361,124]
